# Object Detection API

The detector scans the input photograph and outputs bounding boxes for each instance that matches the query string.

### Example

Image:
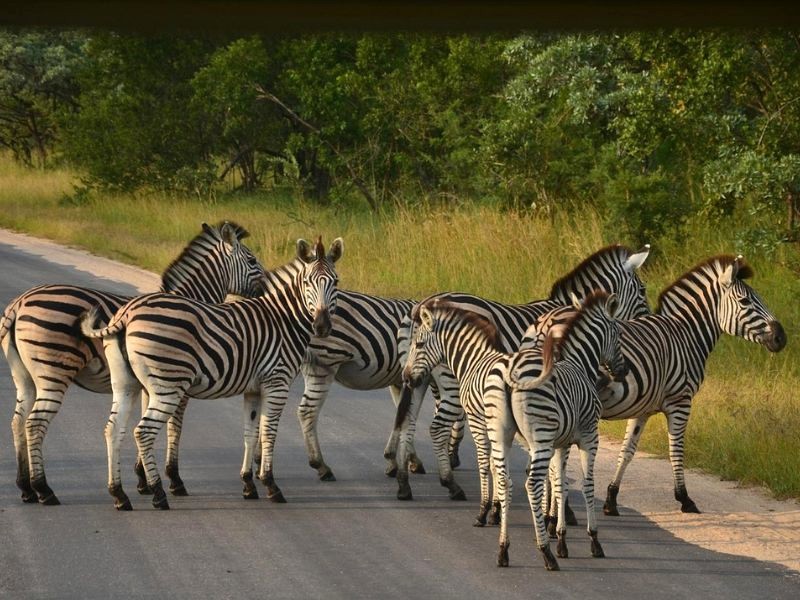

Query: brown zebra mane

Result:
[415,299,502,351]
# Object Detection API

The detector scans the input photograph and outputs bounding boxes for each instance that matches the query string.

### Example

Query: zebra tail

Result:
[506,335,556,392]
[79,304,126,339]
[0,296,20,345]
[393,382,415,431]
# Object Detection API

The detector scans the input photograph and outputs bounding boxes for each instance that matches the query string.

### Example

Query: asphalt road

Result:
[0,237,797,599]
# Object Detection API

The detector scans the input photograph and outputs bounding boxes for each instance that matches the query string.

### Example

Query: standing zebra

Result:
[389,244,650,507]
[400,291,625,570]
[80,237,342,510]
[522,254,786,516]
[0,222,266,506]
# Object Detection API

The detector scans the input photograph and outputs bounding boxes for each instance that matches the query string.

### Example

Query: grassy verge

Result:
[1,159,798,499]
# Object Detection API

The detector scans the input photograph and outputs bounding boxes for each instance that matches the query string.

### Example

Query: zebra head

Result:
[402,303,445,389]
[549,244,651,321]
[215,222,269,298]
[716,256,786,352]
[296,236,343,338]
[161,221,268,302]
[576,291,627,382]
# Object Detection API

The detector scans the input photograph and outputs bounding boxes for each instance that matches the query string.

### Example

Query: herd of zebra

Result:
[0,221,787,571]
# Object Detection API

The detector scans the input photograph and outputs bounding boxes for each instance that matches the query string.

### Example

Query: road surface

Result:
[0,231,797,599]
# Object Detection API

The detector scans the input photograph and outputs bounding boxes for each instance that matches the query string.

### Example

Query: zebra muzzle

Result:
[764,320,787,352]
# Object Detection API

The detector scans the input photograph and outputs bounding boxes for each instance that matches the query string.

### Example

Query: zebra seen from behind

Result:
[389,244,650,511]
[79,236,342,510]
[0,221,266,506]
[521,254,787,517]
[399,291,625,570]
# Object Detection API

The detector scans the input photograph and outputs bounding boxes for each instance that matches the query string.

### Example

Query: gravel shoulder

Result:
[2,225,798,575]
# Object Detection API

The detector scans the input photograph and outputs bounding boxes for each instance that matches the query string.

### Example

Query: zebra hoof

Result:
[497,541,510,567]
[409,461,426,475]
[115,498,133,511]
[319,470,336,482]
[590,537,605,558]
[449,488,467,501]
[137,483,154,495]
[397,481,413,501]
[603,502,619,517]
[39,493,61,506]
[604,483,620,516]
[540,546,560,571]
[385,465,398,478]
[170,484,189,497]
[681,500,701,513]
[473,517,487,528]
[21,491,38,504]
[268,490,287,504]
[243,488,259,500]
[488,502,501,526]
[556,534,568,559]
[151,482,170,510]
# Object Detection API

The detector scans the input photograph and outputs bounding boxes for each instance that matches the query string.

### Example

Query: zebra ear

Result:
[327,237,344,263]
[570,292,582,310]
[296,239,315,264]
[220,222,240,250]
[720,256,741,288]
[605,293,620,318]
[420,306,435,330]
[624,244,650,272]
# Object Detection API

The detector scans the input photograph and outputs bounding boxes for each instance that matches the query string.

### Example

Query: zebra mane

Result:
[161,221,249,292]
[416,299,503,351]
[548,244,634,301]
[656,254,754,313]
[550,289,611,357]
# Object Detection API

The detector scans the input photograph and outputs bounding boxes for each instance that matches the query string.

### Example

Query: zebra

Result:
[521,254,787,517]
[389,243,651,508]
[0,221,267,506]
[79,237,342,510]
[399,291,625,570]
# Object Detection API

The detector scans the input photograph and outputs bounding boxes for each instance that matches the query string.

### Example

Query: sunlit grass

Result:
[0,156,798,499]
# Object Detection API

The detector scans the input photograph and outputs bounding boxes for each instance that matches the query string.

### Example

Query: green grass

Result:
[1,158,798,499]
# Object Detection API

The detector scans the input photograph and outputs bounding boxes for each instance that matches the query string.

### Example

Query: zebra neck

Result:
[656,281,723,358]
[442,325,502,383]
[263,258,304,293]
[558,319,605,381]
[160,240,230,303]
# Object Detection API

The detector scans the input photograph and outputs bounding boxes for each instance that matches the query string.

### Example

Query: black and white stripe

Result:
[79,236,343,510]
[390,244,651,502]
[523,254,787,516]
[0,221,266,505]
[399,291,624,570]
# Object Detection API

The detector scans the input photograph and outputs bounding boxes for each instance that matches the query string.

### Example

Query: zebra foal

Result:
[0,221,266,505]
[400,291,625,570]
[80,236,342,510]
[522,254,787,517]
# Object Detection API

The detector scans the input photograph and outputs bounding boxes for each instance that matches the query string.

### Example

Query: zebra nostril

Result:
[768,320,787,352]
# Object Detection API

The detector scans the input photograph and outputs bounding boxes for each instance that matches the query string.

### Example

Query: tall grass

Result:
[0,157,798,499]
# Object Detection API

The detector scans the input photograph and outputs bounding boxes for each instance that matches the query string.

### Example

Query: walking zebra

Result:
[400,291,625,570]
[0,222,266,505]
[296,291,431,482]
[389,243,650,507]
[522,254,787,516]
[79,237,342,510]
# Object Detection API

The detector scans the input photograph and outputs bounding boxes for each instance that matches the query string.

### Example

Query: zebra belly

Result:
[334,360,399,390]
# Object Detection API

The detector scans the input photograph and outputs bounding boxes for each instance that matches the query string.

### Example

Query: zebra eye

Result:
[739,297,752,307]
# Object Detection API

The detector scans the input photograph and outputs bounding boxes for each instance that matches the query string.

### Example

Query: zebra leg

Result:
[297,364,338,481]
[257,378,291,503]
[26,385,72,505]
[448,410,466,469]
[526,446,559,571]
[134,390,153,495]
[579,433,604,558]
[468,412,493,527]
[104,382,139,511]
[134,389,185,511]
[165,395,189,496]
[394,384,426,500]
[553,447,569,559]
[666,404,700,513]
[485,386,515,568]
[5,343,38,504]
[546,459,558,538]
[386,384,425,477]
[488,453,502,526]
[604,415,649,516]
[429,395,466,501]
[240,391,262,500]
